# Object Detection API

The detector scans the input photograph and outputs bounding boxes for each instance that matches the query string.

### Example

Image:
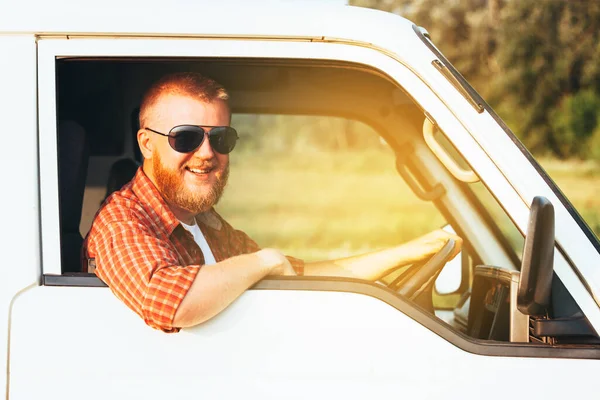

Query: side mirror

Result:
[435,254,462,295]
[435,224,463,295]
[517,196,555,316]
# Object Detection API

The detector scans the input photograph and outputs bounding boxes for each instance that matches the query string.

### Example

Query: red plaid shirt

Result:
[85,168,304,332]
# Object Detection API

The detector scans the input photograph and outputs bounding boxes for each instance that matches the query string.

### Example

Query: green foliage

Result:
[221,149,445,261]
[219,149,600,261]
[492,0,600,157]
[588,125,600,161]
[550,90,600,158]
[350,0,600,161]
[231,114,387,154]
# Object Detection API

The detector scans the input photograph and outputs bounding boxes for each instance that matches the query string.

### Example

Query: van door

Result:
[10,35,600,400]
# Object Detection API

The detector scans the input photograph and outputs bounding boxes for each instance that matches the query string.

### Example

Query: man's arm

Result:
[303,229,462,280]
[173,248,294,328]
[90,213,295,332]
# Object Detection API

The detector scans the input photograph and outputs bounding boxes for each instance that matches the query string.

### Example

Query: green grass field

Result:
[539,158,600,235]
[216,149,600,262]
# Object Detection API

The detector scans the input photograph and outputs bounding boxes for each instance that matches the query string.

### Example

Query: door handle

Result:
[423,118,479,183]
[395,144,446,202]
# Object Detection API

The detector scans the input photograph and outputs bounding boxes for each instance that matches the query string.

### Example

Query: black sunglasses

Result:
[145,125,239,154]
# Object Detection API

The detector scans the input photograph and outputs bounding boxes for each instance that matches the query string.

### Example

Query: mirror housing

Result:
[517,196,555,317]
[435,224,463,295]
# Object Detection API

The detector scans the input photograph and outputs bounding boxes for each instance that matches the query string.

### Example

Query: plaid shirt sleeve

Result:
[88,207,199,333]
[287,256,305,276]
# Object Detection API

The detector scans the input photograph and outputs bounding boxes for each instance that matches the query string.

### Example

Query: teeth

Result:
[188,167,210,174]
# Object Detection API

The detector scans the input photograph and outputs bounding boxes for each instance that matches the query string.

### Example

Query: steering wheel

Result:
[387,239,457,302]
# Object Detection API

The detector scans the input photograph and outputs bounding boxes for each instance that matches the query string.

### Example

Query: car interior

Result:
[54,57,600,346]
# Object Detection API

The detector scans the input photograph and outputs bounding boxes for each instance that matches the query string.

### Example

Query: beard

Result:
[152,153,229,215]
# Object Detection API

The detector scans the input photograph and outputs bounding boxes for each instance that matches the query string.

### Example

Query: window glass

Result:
[219,114,444,261]
[220,113,523,322]
[430,122,523,264]
[470,182,524,260]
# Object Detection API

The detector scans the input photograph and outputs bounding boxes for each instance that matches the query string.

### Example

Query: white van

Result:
[2,2,600,399]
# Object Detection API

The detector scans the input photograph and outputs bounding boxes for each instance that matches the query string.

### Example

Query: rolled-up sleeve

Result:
[89,216,199,333]
[286,256,305,276]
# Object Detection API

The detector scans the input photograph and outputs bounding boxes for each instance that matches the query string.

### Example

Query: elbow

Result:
[140,295,210,332]
[171,300,213,328]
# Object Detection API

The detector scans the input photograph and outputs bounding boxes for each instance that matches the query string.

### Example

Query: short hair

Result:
[139,72,229,128]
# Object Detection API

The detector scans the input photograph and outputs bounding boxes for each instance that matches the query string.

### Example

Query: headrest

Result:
[58,120,89,232]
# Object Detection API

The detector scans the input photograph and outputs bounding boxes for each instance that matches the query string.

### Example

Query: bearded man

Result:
[85,72,461,333]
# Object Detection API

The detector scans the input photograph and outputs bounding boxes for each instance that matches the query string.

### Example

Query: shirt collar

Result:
[196,209,223,231]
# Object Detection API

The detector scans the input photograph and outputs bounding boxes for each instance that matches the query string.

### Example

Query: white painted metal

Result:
[0,34,41,398]
[36,42,61,277]
[0,2,406,44]
[10,286,600,400]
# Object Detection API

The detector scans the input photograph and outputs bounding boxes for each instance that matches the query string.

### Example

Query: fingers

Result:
[257,248,297,276]
[434,229,463,260]
[418,229,463,260]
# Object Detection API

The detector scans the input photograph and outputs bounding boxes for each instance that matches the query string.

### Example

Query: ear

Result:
[137,128,154,160]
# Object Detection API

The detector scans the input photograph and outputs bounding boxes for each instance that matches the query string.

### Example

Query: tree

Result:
[350,0,600,160]
[351,0,498,95]
[493,0,600,158]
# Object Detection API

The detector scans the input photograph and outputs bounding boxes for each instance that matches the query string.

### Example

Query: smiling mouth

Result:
[186,166,215,175]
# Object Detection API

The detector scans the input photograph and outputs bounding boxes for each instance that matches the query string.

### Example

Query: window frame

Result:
[37,36,600,355]
[412,27,600,324]
[38,37,521,275]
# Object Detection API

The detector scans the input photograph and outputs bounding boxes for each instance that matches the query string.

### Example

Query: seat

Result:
[100,107,141,200]
[58,120,90,273]
[104,158,139,200]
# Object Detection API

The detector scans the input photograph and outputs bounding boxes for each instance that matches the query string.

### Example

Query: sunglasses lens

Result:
[169,128,204,153]
[208,127,238,154]
[168,126,238,154]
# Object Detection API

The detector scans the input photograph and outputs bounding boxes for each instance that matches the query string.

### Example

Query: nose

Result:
[194,132,215,159]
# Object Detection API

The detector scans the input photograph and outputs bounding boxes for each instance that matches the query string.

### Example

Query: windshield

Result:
[470,181,524,262]
[414,23,600,257]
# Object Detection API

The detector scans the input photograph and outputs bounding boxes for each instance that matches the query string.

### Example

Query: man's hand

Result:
[256,248,297,276]
[409,229,463,262]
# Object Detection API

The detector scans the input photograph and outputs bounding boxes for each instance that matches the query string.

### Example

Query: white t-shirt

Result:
[180,219,217,265]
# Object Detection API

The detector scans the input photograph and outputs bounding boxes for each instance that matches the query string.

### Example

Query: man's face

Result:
[144,94,231,216]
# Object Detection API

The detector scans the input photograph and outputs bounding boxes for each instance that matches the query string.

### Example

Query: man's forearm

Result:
[304,229,462,280]
[172,251,278,328]
[304,244,426,280]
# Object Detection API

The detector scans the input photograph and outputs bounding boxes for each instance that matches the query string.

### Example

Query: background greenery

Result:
[218,116,600,262]
[220,116,440,261]
[217,1,600,262]
[351,0,600,160]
